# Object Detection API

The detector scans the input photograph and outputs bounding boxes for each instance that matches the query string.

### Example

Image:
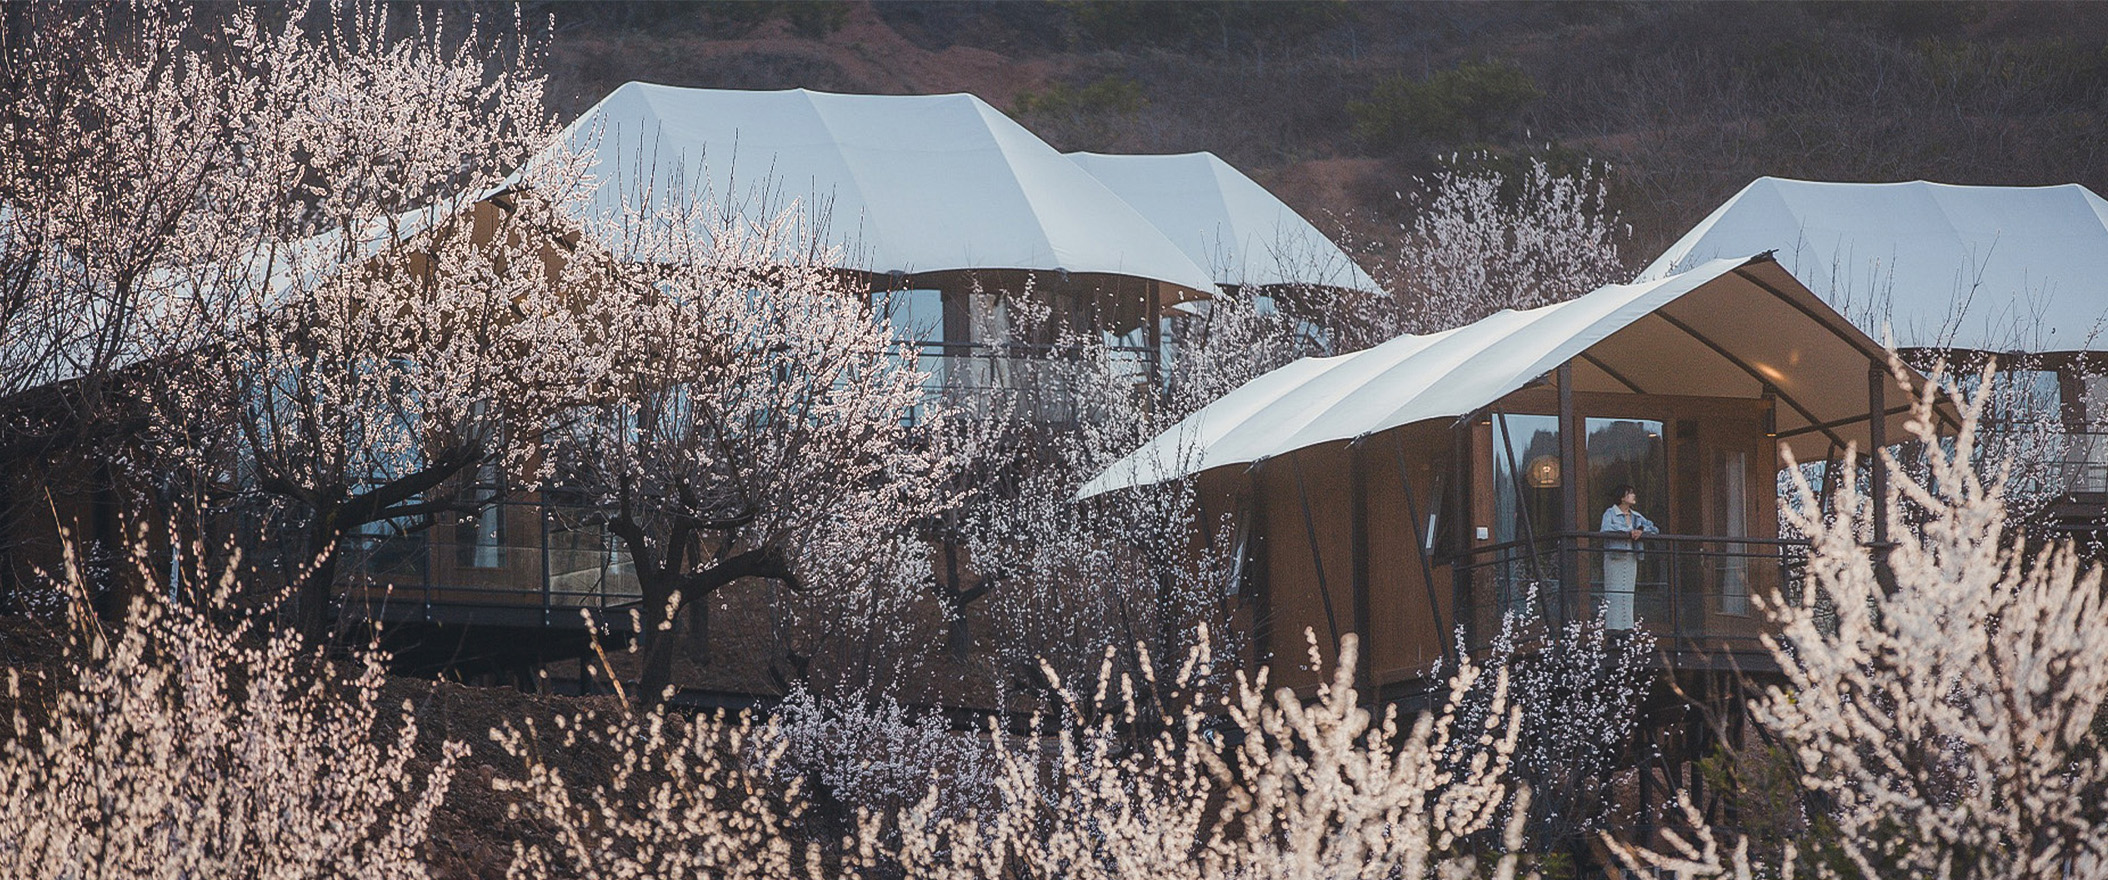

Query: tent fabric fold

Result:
[1065,151,1381,292]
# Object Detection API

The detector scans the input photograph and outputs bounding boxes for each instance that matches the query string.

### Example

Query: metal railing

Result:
[895,339,1158,428]
[335,498,643,629]
[2041,430,2108,495]
[1966,426,2108,496]
[1453,531,1812,655]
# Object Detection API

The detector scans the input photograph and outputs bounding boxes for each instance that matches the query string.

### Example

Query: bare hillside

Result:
[527,0,2108,268]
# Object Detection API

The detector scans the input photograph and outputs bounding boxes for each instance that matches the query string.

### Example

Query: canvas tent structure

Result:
[1642,177,2108,356]
[549,84,1367,417]
[1643,177,2108,523]
[558,83,1223,295]
[555,83,1219,393]
[1087,255,1944,694]
[1065,151,1382,294]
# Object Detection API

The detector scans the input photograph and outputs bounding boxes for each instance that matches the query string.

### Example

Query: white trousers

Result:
[1603,552,1638,630]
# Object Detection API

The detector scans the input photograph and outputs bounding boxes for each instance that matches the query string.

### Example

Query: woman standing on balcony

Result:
[1600,484,1659,630]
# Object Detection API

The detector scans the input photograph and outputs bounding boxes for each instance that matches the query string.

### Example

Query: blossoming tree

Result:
[550,203,950,701]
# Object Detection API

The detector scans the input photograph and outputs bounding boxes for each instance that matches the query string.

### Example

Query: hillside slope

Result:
[530,1,2108,272]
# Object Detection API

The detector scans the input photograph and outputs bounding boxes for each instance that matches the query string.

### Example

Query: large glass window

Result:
[1490,414,1563,546]
[875,287,944,345]
[1718,449,1750,615]
[874,288,948,425]
[1490,413,1561,615]
[1586,417,1666,626]
[1585,418,1667,522]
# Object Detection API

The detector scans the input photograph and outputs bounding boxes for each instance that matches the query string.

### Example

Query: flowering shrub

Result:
[1392,156,1628,334]
[772,681,1000,821]
[893,632,1536,880]
[0,542,460,879]
[1445,603,1656,864]
[491,700,822,880]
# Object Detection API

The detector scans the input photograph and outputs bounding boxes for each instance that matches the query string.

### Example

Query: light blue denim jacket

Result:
[1600,505,1660,553]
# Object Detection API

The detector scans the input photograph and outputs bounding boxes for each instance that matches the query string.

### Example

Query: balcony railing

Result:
[2038,430,2108,495]
[1454,532,1811,658]
[896,339,1158,427]
[335,499,642,629]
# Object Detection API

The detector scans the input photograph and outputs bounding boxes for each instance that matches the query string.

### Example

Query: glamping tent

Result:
[551,85,1363,412]
[1644,177,2108,521]
[558,83,1222,295]
[1088,255,1942,693]
[1642,178,2108,355]
[550,84,1382,415]
[1065,151,1381,293]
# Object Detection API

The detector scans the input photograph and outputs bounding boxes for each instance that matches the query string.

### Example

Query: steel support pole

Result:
[1349,442,1373,695]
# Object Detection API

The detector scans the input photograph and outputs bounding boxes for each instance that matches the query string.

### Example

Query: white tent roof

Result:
[1640,177,2108,354]
[555,83,1222,297]
[1082,255,1930,497]
[1065,151,1380,292]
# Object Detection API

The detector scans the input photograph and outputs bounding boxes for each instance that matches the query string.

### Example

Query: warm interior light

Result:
[1526,454,1560,488]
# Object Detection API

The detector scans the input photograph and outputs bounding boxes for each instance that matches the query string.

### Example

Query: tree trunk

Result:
[637,573,679,701]
[294,516,340,646]
[945,608,972,661]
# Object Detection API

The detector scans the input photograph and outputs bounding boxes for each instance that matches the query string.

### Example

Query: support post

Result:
[1868,363,1893,591]
[1557,363,1580,625]
[1349,442,1373,696]
[1451,419,1473,650]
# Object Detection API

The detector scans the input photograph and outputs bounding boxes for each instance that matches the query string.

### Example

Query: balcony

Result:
[336,499,643,632]
[895,339,1159,428]
[1454,532,1811,668]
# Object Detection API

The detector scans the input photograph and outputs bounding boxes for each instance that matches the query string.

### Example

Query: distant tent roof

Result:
[1065,151,1380,293]
[553,83,1222,298]
[1639,177,2108,354]
[1082,255,1936,498]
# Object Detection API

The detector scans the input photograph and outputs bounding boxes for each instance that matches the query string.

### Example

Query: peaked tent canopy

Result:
[552,83,1222,299]
[1082,255,1938,498]
[1640,177,2108,354]
[1065,151,1381,293]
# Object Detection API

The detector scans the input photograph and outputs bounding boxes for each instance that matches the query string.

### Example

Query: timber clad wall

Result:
[1209,419,1457,693]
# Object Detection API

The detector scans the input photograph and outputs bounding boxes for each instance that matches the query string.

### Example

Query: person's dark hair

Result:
[1611,484,1635,504]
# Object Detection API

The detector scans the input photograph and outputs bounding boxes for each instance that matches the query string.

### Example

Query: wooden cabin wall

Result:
[1361,422,1456,684]
[1250,442,1350,691]
[1238,423,1456,693]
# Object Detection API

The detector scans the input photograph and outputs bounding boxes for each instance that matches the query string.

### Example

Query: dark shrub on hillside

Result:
[1350,59,1543,150]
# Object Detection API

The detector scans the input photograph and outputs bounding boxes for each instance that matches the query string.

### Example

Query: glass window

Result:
[874,288,947,425]
[874,288,943,344]
[1490,413,1561,616]
[1490,414,1563,546]
[1586,417,1666,626]
[1585,418,1667,523]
